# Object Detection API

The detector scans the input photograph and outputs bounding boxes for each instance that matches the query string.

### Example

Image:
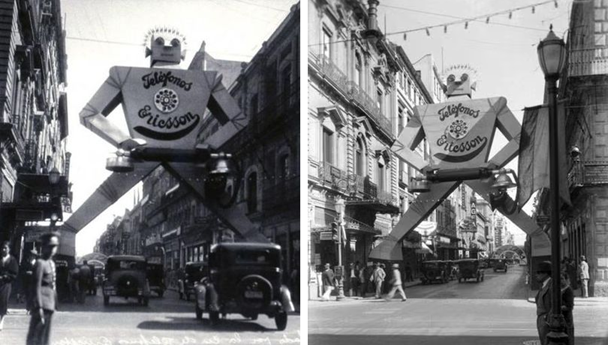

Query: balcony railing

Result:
[318,161,348,192]
[310,53,394,139]
[346,81,393,138]
[568,48,608,77]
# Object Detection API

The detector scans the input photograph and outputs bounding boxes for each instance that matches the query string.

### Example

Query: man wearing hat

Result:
[385,263,407,302]
[18,249,39,313]
[27,232,60,345]
[579,255,589,298]
[535,261,553,345]
[321,263,335,301]
[0,240,19,331]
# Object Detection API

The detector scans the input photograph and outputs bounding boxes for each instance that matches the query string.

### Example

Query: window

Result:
[397,106,405,135]
[377,158,386,192]
[247,172,258,213]
[354,53,362,86]
[279,153,290,179]
[322,27,332,59]
[355,137,366,176]
[323,128,334,164]
[376,88,383,112]
[250,94,258,117]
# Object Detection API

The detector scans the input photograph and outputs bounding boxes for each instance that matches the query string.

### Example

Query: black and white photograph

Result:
[0,0,300,344]
[307,0,608,344]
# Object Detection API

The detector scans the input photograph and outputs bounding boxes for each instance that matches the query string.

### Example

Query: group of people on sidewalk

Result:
[0,233,61,345]
[534,254,590,345]
[321,262,407,302]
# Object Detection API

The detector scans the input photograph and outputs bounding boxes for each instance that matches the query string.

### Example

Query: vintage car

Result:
[146,262,166,297]
[420,260,449,284]
[194,243,294,330]
[102,255,151,306]
[179,261,207,301]
[456,259,485,283]
[494,259,508,273]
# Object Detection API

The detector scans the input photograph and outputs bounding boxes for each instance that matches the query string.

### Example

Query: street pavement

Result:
[1,290,300,345]
[309,265,608,345]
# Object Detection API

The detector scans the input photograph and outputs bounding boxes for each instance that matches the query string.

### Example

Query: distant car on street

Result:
[179,261,207,301]
[103,255,151,306]
[194,242,294,330]
[420,261,449,284]
[494,259,508,273]
[456,259,485,283]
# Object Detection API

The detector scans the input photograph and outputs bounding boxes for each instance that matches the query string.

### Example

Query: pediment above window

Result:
[318,105,347,129]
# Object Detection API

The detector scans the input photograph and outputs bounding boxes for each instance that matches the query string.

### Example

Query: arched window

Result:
[354,53,362,86]
[247,172,257,213]
[355,136,366,176]
[377,158,385,191]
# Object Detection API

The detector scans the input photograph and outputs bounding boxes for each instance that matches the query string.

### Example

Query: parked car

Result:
[494,259,508,273]
[194,243,294,330]
[420,261,449,284]
[103,255,150,306]
[179,261,207,301]
[456,259,484,283]
[146,262,166,297]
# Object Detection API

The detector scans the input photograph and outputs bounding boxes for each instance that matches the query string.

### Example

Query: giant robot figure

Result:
[369,68,541,261]
[61,30,266,243]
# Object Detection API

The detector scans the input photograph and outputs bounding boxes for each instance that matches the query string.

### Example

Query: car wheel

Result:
[104,296,109,306]
[275,311,288,331]
[195,303,203,320]
[210,311,220,326]
[476,275,480,283]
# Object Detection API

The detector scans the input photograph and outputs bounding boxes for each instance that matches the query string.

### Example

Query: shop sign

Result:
[584,163,608,184]
[319,231,334,240]
[345,221,360,230]
[437,236,451,244]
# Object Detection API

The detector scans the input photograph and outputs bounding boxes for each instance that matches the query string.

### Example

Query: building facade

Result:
[553,0,608,296]
[0,0,71,263]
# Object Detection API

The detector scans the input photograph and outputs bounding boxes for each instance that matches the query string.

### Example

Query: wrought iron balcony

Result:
[568,48,608,77]
[344,215,380,235]
[317,161,349,192]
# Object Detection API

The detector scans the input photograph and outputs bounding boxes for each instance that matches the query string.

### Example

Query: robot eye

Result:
[171,38,180,47]
[155,37,165,45]
[461,73,469,82]
[447,74,456,83]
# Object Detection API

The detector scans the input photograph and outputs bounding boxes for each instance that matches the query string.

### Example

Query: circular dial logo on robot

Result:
[154,88,179,113]
[447,119,469,140]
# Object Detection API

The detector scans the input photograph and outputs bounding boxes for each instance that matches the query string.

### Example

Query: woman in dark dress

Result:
[0,240,19,331]
[561,272,575,345]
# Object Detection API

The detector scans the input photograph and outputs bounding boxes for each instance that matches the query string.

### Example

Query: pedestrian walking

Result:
[535,261,552,345]
[567,257,578,290]
[371,262,386,299]
[27,232,60,345]
[578,255,589,298]
[385,263,407,302]
[560,272,575,345]
[358,264,366,297]
[349,262,359,297]
[19,250,39,313]
[321,263,335,301]
[0,240,19,331]
[78,261,92,303]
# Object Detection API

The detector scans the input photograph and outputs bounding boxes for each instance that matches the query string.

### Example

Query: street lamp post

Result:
[334,197,346,301]
[537,26,569,345]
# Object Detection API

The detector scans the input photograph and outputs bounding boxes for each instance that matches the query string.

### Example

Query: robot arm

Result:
[79,67,141,149]
[391,107,429,172]
[486,97,521,169]
[204,72,248,149]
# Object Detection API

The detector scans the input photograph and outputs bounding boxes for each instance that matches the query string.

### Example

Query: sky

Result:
[61,0,299,257]
[375,0,571,245]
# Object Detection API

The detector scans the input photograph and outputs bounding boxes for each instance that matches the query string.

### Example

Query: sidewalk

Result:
[310,280,420,302]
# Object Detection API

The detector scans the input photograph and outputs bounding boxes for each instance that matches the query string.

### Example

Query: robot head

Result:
[441,64,478,98]
[144,28,187,67]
